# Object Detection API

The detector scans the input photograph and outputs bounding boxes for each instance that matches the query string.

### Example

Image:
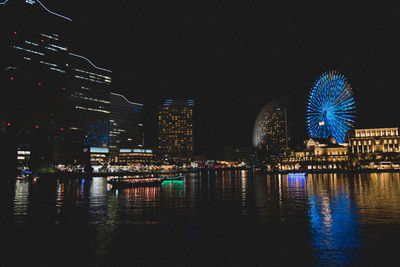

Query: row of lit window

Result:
[71,94,110,104]
[355,129,399,137]
[75,105,110,114]
[353,139,399,146]
[74,75,110,85]
[73,68,112,81]
[13,45,44,56]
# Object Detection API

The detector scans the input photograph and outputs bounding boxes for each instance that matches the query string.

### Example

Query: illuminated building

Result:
[117,149,154,165]
[1,1,71,164]
[109,93,143,157]
[158,99,194,161]
[67,52,112,152]
[253,98,289,157]
[348,127,400,153]
[88,147,109,166]
[305,137,348,156]
[1,1,113,165]
[279,137,349,172]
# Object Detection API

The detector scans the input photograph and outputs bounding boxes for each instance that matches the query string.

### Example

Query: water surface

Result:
[1,171,400,266]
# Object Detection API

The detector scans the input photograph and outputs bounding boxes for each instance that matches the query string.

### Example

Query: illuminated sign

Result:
[90,147,109,153]
[119,149,152,154]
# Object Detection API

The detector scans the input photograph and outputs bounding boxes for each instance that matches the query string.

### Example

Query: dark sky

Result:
[31,1,400,156]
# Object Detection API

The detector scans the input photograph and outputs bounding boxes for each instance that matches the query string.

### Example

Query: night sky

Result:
[23,1,400,156]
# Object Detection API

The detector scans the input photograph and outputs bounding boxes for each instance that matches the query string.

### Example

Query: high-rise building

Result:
[1,1,112,165]
[67,53,112,150]
[253,98,289,157]
[158,99,194,161]
[1,1,71,165]
[109,93,144,156]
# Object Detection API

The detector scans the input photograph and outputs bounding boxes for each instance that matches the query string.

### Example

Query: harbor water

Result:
[1,171,400,266]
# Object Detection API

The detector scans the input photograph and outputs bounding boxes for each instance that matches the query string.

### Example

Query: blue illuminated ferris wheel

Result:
[306,70,356,144]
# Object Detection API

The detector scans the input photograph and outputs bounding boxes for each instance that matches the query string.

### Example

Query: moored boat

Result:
[159,175,183,181]
[107,177,164,188]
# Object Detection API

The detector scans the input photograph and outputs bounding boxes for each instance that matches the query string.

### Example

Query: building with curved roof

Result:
[253,98,289,156]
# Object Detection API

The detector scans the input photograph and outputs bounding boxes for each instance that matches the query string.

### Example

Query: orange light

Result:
[35,125,39,129]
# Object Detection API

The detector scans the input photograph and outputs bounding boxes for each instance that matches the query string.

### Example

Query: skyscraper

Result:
[67,53,112,150]
[253,98,289,157]
[158,99,194,161]
[1,1,112,165]
[109,92,144,156]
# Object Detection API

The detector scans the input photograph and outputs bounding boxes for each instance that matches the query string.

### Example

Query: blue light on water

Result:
[308,190,360,265]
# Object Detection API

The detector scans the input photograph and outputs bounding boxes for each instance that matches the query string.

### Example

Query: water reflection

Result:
[4,172,400,265]
[13,179,29,216]
[307,174,360,266]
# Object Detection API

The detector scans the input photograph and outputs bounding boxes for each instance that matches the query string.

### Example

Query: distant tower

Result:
[253,98,289,157]
[306,70,356,144]
[158,100,194,161]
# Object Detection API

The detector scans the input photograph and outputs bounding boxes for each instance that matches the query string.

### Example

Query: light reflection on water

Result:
[7,171,400,265]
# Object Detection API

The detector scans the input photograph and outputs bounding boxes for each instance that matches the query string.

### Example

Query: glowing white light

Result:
[69,53,112,73]
[111,92,143,106]
[36,0,72,21]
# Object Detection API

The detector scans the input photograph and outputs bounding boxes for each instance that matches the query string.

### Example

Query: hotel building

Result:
[253,98,289,157]
[158,100,194,161]
[348,128,400,153]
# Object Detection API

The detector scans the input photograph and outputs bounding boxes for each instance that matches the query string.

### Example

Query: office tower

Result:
[67,53,112,149]
[158,99,194,161]
[109,92,144,156]
[253,98,289,157]
[1,1,71,165]
[0,1,112,165]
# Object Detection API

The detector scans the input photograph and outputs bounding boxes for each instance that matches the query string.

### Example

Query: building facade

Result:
[349,128,400,154]
[158,99,194,161]
[253,98,289,157]
[1,1,113,166]
[117,149,153,165]
[109,93,144,157]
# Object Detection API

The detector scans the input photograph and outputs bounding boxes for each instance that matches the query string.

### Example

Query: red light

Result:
[7,123,11,126]
[13,31,17,35]
[35,125,39,129]
[62,87,66,91]
[41,39,44,43]
[10,77,14,80]
[37,82,42,86]
[60,128,64,131]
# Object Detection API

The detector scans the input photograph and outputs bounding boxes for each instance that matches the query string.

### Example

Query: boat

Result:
[107,177,164,188]
[159,175,184,181]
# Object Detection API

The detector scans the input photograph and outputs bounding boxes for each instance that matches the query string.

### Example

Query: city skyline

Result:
[2,0,400,158]
[35,0,399,157]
